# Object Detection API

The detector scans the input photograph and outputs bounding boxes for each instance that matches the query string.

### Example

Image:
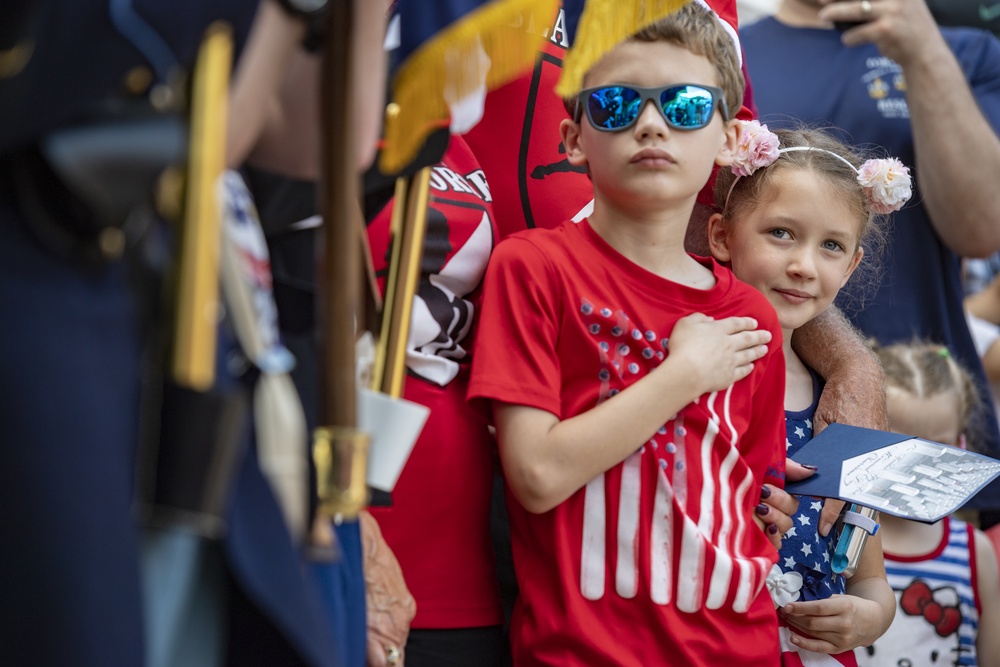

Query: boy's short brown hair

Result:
[565,3,745,121]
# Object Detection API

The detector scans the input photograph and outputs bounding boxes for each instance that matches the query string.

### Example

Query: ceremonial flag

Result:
[381,0,560,174]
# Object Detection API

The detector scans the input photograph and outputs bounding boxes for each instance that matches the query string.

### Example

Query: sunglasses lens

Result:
[586,86,642,130]
[660,86,717,129]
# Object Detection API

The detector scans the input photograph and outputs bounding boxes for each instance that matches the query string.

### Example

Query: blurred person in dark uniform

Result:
[0,1,386,665]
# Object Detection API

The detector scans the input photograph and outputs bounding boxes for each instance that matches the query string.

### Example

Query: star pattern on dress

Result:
[780,404,848,602]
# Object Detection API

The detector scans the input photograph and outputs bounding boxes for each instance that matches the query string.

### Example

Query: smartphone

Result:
[831,0,869,31]
[833,19,867,31]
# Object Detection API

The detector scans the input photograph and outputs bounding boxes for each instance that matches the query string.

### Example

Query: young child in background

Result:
[708,123,902,664]
[856,341,1000,667]
[470,4,787,665]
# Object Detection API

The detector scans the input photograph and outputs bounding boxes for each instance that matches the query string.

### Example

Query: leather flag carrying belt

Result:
[0,101,186,267]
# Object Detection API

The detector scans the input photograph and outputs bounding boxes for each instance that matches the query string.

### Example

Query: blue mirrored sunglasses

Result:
[576,83,730,132]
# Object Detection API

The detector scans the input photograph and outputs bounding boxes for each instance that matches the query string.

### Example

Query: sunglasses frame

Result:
[575,83,731,133]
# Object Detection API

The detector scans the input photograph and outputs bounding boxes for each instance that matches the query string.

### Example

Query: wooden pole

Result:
[314,0,368,519]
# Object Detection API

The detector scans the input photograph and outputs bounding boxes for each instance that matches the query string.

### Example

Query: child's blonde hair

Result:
[873,340,983,450]
[565,3,744,121]
[628,4,744,120]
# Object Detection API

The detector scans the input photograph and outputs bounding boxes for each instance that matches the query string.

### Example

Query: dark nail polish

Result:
[755,503,769,516]
[801,464,819,471]
[767,523,779,534]
[760,485,772,499]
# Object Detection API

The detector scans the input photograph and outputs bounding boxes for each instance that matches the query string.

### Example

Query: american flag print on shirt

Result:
[577,300,772,613]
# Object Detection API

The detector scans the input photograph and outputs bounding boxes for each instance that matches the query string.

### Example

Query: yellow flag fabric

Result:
[381,0,560,174]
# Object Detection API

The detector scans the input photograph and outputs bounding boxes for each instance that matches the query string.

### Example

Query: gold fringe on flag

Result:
[381,0,560,174]
[555,0,692,100]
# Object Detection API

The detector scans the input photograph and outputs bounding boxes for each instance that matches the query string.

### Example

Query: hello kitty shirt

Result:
[855,517,981,667]
[469,219,786,666]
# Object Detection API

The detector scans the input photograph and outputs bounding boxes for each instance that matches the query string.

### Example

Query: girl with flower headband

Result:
[708,121,907,665]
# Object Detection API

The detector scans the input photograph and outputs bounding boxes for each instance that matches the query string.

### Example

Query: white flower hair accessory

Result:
[857,157,912,214]
[726,120,913,215]
[766,563,803,608]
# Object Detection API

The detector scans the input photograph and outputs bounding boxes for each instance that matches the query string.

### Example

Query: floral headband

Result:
[726,120,913,216]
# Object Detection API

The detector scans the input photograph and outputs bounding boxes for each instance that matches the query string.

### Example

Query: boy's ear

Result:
[714,118,740,167]
[706,212,731,262]
[560,117,588,167]
[841,245,865,288]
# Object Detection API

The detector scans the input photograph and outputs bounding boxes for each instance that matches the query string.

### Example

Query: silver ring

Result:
[860,0,873,18]
[385,645,401,667]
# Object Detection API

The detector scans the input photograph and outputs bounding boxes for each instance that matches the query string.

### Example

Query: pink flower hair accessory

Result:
[731,120,780,177]
[724,120,914,216]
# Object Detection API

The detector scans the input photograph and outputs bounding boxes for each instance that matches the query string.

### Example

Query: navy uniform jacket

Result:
[0,2,353,665]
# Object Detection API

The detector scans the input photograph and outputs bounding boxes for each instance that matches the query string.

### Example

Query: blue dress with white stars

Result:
[779,369,847,601]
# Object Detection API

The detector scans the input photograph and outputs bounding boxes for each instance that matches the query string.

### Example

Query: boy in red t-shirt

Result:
[468,4,786,666]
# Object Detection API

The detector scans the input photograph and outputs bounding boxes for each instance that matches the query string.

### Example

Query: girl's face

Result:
[709,168,863,334]
[887,387,964,447]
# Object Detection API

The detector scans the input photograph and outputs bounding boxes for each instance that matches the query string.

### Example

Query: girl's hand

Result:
[756,461,844,548]
[780,595,885,654]
[756,484,797,549]
[665,314,772,395]
[784,459,845,537]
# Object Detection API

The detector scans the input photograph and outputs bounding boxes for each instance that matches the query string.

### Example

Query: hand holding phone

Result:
[831,0,873,31]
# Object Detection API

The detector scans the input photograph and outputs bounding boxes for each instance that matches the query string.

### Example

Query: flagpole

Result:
[314,0,368,520]
[172,22,232,390]
[370,164,431,399]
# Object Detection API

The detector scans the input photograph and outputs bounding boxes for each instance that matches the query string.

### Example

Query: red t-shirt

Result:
[366,136,503,628]
[469,220,786,665]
